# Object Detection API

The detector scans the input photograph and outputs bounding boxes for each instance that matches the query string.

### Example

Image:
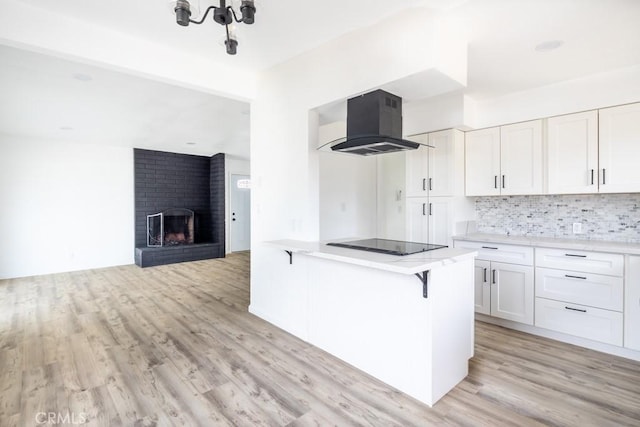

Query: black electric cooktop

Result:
[327,238,447,256]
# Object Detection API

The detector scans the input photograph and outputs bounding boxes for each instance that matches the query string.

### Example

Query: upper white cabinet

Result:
[464,127,501,196]
[500,120,543,195]
[547,111,599,194]
[599,102,640,193]
[465,120,543,196]
[406,129,460,197]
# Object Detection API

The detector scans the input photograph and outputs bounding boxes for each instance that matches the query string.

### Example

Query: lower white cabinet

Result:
[491,262,534,325]
[456,238,640,357]
[535,267,623,312]
[626,256,640,351]
[535,297,623,346]
[456,241,534,325]
[474,260,491,315]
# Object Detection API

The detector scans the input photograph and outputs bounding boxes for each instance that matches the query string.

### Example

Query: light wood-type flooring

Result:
[1,252,639,426]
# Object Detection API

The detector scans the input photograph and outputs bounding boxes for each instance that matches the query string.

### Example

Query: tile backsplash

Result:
[475,194,640,243]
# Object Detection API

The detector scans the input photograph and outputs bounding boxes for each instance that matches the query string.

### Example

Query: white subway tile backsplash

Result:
[475,194,640,243]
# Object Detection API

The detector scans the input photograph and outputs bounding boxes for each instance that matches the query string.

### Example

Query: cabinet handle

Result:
[423,178,426,191]
[565,274,587,280]
[590,169,594,185]
[429,177,433,191]
[422,203,426,216]
[494,175,498,189]
[429,203,433,216]
[483,267,487,283]
[481,246,499,250]
[565,253,587,258]
[502,175,505,189]
[492,269,496,284]
[602,168,606,185]
[565,306,587,313]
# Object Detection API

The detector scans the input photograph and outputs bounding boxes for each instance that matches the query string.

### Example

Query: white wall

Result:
[471,64,640,128]
[225,156,250,253]
[319,153,377,241]
[249,7,468,336]
[0,135,134,278]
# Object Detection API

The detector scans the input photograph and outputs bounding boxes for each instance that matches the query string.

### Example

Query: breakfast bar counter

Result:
[249,239,477,406]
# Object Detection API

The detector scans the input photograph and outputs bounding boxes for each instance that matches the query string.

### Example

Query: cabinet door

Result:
[427,197,452,246]
[547,111,598,194]
[427,129,456,197]
[625,256,640,351]
[599,102,640,193]
[465,127,501,196]
[406,197,429,243]
[474,260,491,315]
[500,120,543,195]
[490,262,534,325]
[405,134,429,197]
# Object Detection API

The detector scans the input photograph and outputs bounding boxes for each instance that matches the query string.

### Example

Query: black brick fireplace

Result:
[134,149,225,267]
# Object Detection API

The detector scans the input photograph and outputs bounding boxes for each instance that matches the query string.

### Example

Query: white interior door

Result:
[230,174,251,252]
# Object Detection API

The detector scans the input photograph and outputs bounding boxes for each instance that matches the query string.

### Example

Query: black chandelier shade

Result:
[174,0,256,55]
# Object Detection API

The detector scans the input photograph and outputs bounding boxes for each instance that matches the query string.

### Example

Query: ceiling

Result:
[2,0,640,159]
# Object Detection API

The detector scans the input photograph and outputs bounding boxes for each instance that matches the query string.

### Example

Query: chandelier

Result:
[174,0,257,55]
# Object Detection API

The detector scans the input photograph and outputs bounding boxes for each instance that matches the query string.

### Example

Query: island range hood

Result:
[329,89,428,156]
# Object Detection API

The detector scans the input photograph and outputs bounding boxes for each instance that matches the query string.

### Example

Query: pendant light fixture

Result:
[174,0,256,55]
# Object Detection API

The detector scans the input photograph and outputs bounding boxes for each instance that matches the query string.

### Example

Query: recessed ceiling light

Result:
[535,40,564,52]
[186,142,196,145]
[73,73,93,82]
[59,126,73,131]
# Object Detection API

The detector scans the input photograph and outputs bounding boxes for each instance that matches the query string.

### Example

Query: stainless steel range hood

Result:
[323,89,430,156]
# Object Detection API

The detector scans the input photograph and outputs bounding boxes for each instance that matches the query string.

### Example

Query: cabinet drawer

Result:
[535,248,623,276]
[535,297,623,346]
[535,267,623,311]
[454,241,533,265]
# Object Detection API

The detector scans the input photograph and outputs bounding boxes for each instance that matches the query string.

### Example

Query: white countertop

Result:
[267,239,477,275]
[453,233,640,256]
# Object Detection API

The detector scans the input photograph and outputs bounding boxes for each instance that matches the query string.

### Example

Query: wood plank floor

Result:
[1,252,639,426]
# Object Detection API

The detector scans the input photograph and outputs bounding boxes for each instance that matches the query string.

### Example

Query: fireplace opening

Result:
[147,208,195,247]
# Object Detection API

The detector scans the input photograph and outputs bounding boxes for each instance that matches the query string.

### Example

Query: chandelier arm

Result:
[188,5,218,25]
[228,6,245,23]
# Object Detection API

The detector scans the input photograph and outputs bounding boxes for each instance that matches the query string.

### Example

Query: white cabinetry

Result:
[599,102,640,193]
[547,111,599,194]
[500,120,544,195]
[405,129,473,247]
[407,198,452,246]
[465,120,543,196]
[406,130,458,198]
[535,248,624,346]
[625,256,640,351]
[464,127,500,196]
[454,240,534,325]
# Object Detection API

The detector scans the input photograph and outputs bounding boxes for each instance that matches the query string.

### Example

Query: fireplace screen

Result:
[147,208,195,247]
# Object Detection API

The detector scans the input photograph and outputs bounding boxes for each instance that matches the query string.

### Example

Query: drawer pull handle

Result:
[482,246,499,250]
[565,274,587,280]
[565,306,587,313]
[564,253,587,258]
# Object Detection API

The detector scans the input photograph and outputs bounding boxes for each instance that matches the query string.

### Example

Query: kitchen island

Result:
[249,240,477,406]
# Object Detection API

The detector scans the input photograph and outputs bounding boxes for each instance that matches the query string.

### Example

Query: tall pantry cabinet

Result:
[405,129,474,247]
